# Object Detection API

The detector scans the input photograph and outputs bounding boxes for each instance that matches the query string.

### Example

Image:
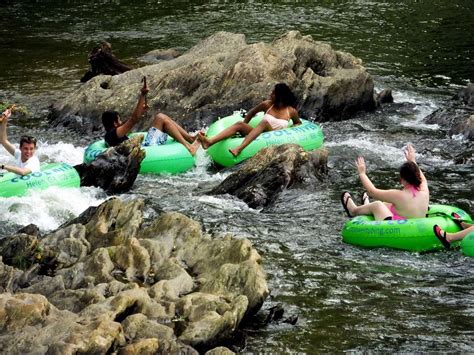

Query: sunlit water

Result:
[0,1,473,352]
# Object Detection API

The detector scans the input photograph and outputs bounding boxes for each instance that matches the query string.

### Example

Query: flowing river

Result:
[1,1,473,352]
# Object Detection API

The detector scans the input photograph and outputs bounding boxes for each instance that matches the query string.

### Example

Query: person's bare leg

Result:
[229,120,272,157]
[346,197,392,221]
[445,225,474,242]
[155,115,200,155]
[198,122,253,149]
[154,113,195,143]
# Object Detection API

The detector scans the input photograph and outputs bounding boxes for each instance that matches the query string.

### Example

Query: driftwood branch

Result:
[80,42,132,83]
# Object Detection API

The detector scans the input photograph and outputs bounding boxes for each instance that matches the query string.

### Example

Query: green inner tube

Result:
[342,204,473,252]
[206,111,324,167]
[0,163,80,198]
[84,133,196,175]
[461,233,474,257]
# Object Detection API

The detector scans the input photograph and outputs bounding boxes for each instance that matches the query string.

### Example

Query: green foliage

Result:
[0,101,30,116]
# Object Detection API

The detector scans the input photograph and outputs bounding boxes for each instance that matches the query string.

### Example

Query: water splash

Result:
[0,186,105,234]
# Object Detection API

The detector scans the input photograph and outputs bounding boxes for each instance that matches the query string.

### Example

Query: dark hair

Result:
[273,83,297,108]
[400,162,422,188]
[101,111,120,131]
[20,135,37,148]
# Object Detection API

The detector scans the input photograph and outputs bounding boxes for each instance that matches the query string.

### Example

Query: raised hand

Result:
[404,143,416,163]
[0,109,11,123]
[355,156,366,175]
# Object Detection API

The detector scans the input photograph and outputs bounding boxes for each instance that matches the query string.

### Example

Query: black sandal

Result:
[341,191,353,218]
[451,212,465,230]
[433,225,451,250]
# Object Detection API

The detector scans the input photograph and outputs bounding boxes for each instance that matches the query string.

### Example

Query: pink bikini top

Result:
[263,105,290,122]
[408,185,419,198]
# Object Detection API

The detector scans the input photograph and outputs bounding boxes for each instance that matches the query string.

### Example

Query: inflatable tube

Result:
[205,112,324,167]
[0,163,80,198]
[84,133,195,175]
[342,205,473,252]
[461,233,474,257]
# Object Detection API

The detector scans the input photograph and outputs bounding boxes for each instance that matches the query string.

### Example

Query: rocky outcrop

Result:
[0,198,267,354]
[140,48,183,64]
[74,135,145,193]
[211,144,328,208]
[424,83,474,141]
[51,31,375,134]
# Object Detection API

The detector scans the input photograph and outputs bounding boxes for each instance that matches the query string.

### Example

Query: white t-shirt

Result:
[14,149,40,173]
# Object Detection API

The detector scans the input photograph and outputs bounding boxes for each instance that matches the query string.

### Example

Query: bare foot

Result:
[229,148,240,157]
[189,130,204,142]
[361,192,370,205]
[187,139,200,156]
[197,132,211,150]
[341,192,357,215]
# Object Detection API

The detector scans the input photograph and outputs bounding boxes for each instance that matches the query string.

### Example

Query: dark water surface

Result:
[1,1,473,353]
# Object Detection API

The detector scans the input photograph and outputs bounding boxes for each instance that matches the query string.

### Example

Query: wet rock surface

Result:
[52,31,376,133]
[424,83,474,141]
[211,144,328,208]
[74,135,145,194]
[0,197,268,354]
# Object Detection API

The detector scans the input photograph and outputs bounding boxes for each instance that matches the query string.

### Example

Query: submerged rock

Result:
[74,135,145,194]
[0,197,268,354]
[51,31,376,133]
[140,48,183,64]
[424,83,474,141]
[211,144,328,208]
[450,114,474,141]
[375,89,394,106]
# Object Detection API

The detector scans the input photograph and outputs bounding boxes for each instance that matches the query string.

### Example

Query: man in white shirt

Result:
[0,107,40,176]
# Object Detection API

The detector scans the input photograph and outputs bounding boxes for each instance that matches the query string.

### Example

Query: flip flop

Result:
[433,225,451,250]
[451,212,465,229]
[341,191,353,218]
[361,192,369,205]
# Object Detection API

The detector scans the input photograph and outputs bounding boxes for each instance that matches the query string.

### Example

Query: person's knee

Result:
[155,113,167,122]
[372,201,385,210]
[153,113,170,128]
[373,201,383,207]
[231,122,245,131]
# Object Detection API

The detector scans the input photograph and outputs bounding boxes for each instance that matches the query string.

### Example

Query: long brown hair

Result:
[400,162,422,188]
[273,83,297,108]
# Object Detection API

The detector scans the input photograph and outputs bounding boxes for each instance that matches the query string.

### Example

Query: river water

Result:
[1,1,473,353]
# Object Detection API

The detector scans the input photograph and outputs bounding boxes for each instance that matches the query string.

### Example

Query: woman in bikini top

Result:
[263,105,292,130]
[341,144,430,221]
[198,83,301,157]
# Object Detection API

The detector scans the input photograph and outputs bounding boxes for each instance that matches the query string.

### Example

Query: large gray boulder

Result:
[0,198,268,354]
[51,31,375,133]
[211,144,328,208]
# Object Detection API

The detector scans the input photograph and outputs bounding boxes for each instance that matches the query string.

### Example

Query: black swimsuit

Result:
[104,128,128,147]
